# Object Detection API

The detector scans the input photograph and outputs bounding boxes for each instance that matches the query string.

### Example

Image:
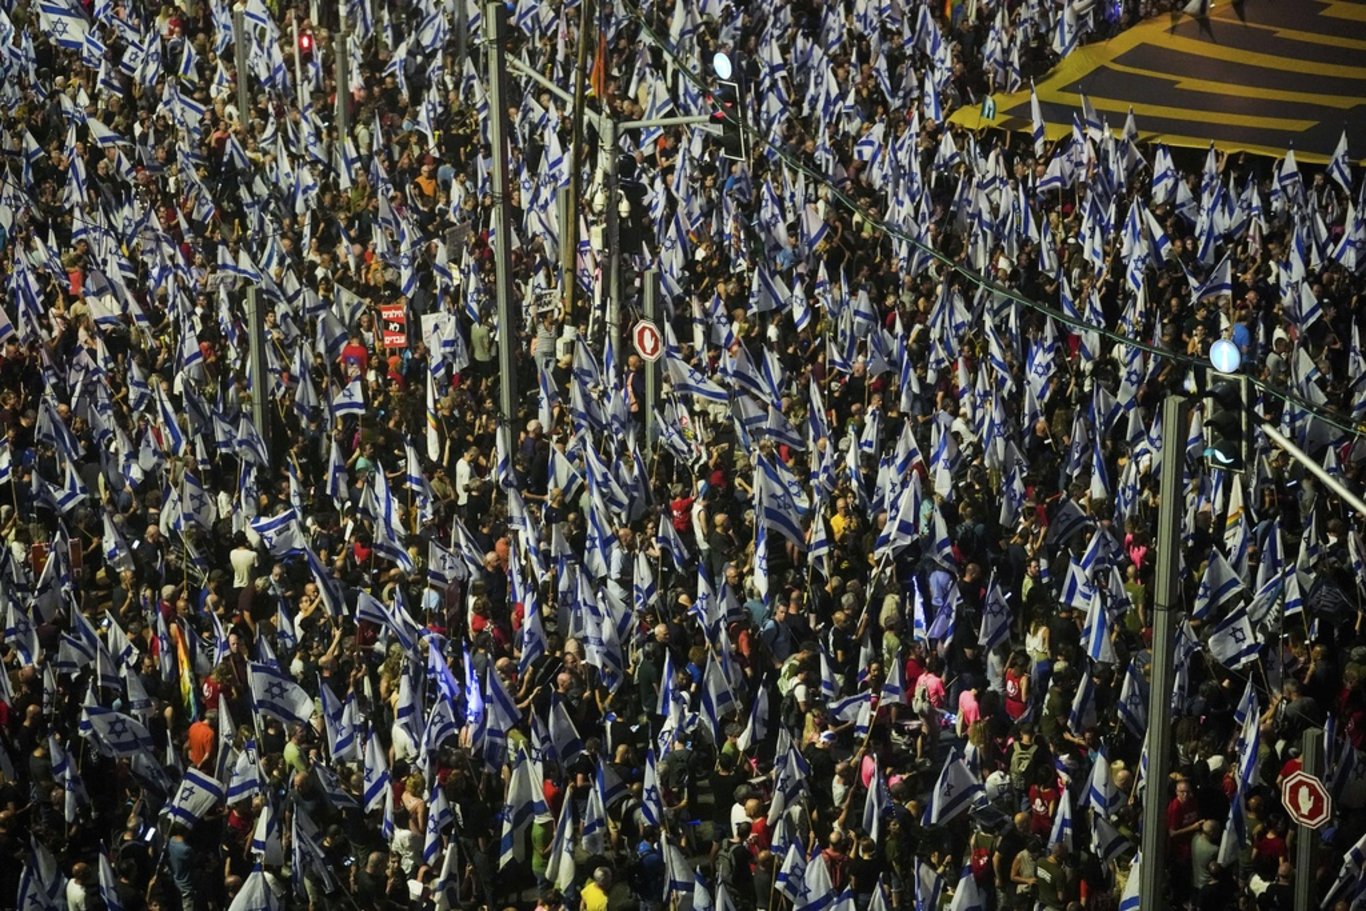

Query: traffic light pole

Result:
[1140,394,1190,911]
[1260,422,1366,516]
[562,0,592,321]
[291,13,307,111]
[505,57,715,137]
[233,6,251,124]
[503,54,711,383]
[643,268,660,443]
[485,0,518,460]
[1295,727,1323,911]
[335,5,349,138]
[601,117,621,362]
[233,4,270,464]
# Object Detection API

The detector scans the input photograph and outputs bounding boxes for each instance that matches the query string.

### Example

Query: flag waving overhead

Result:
[249,662,315,725]
[167,768,226,826]
[929,749,984,824]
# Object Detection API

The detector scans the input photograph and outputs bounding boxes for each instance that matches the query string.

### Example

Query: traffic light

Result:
[299,31,314,56]
[710,53,747,162]
[1204,375,1249,472]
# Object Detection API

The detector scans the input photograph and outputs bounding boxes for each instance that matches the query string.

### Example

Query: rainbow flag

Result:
[169,622,199,722]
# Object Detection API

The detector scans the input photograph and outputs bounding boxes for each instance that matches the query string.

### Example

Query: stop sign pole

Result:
[1293,728,1324,911]
[643,269,660,445]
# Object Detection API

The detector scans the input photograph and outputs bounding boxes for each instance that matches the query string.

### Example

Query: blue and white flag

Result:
[1081,586,1115,665]
[1116,659,1148,738]
[38,0,90,49]
[226,868,281,911]
[248,662,315,725]
[1030,81,1046,157]
[355,591,419,655]
[664,351,728,403]
[700,651,737,744]
[250,510,307,556]
[1120,852,1142,911]
[776,843,807,904]
[1192,548,1244,621]
[227,743,264,804]
[641,748,664,829]
[1327,129,1353,195]
[167,768,226,826]
[498,748,547,867]
[543,789,577,890]
[331,378,366,416]
[1208,603,1259,669]
[1091,813,1131,863]
[97,853,124,911]
[319,685,359,761]
[81,705,154,757]
[1048,787,1074,850]
[929,749,983,824]
[363,728,390,812]
[977,576,1010,651]
[1086,742,1119,818]
[548,696,583,762]
[17,839,66,911]
[250,798,284,866]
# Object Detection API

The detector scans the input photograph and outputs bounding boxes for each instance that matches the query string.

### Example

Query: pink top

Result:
[918,672,947,708]
[958,689,982,728]
[860,753,877,789]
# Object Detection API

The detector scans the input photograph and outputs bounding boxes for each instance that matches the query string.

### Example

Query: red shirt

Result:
[1028,784,1059,835]
[1167,796,1200,861]
[903,655,926,695]
[340,342,369,373]
[748,816,770,850]
[821,849,850,891]
[1254,829,1288,867]
[1004,669,1028,720]
[669,496,694,533]
[200,677,225,712]
[1278,756,1302,784]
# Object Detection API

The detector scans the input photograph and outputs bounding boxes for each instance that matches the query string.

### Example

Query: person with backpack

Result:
[1008,724,1045,799]
[716,821,755,908]
[629,829,666,911]
[967,822,999,901]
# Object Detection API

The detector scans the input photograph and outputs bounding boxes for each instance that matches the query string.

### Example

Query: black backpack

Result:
[780,689,803,731]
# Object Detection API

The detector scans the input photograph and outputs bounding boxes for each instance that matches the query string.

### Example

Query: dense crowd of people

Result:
[0,0,1364,909]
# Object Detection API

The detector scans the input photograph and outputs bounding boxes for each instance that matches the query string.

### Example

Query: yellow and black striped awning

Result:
[952,0,1366,162]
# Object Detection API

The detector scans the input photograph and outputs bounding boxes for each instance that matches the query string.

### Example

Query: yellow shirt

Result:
[581,883,608,911]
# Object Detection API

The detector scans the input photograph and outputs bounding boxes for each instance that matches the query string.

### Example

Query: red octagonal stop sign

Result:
[1281,770,1332,829]
[632,319,663,362]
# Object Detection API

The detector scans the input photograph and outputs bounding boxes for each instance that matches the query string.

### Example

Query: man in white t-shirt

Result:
[229,533,258,589]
